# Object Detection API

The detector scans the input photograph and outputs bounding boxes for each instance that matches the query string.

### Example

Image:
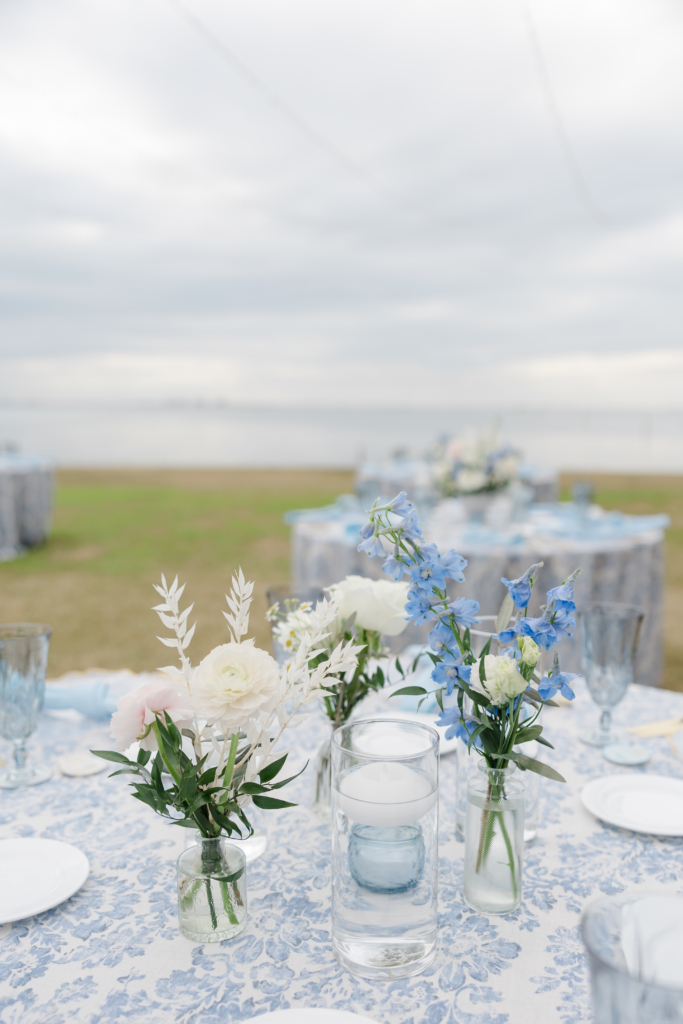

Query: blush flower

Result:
[110,680,194,751]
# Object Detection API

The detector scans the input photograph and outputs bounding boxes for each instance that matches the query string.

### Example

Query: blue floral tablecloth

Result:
[2,680,683,1024]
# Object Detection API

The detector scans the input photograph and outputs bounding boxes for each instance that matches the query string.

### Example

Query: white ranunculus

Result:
[328,575,411,636]
[518,636,540,667]
[192,640,280,729]
[471,654,528,705]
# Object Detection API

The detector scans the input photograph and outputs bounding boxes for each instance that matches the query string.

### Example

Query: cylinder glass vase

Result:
[331,718,439,980]
[464,762,524,915]
[177,836,247,942]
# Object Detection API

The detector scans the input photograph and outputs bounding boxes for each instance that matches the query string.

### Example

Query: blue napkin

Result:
[44,680,117,719]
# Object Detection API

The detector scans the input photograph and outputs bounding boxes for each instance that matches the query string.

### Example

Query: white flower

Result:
[271,603,315,656]
[471,654,528,705]
[328,575,411,636]
[455,468,488,493]
[192,640,280,729]
[517,636,540,667]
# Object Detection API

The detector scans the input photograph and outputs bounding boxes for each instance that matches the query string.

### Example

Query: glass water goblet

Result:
[0,623,53,788]
[579,603,644,747]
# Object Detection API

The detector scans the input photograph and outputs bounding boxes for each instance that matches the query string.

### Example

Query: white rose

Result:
[455,468,488,493]
[192,640,280,729]
[518,636,540,667]
[328,575,410,636]
[471,654,528,705]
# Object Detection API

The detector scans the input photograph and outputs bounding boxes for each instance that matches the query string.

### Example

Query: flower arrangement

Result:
[432,427,520,497]
[358,491,581,911]
[268,575,410,728]
[267,574,410,817]
[94,571,361,939]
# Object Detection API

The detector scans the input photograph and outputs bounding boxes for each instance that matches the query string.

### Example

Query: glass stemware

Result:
[579,603,644,746]
[0,623,53,788]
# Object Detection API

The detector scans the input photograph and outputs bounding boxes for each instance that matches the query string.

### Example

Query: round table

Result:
[291,501,668,687]
[0,454,55,559]
[2,674,682,1023]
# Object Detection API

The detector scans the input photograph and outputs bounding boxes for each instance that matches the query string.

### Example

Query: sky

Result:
[1,0,683,411]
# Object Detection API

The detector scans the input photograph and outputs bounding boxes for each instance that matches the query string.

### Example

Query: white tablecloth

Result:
[0,455,54,560]
[292,504,666,687]
[1,676,683,1023]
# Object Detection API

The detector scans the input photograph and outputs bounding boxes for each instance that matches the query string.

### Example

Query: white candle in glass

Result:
[335,761,437,827]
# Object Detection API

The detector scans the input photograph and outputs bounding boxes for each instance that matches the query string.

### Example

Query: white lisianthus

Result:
[192,639,280,729]
[471,654,528,705]
[517,636,541,667]
[328,575,411,636]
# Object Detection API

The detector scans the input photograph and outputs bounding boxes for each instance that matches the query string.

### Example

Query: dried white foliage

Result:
[151,572,361,787]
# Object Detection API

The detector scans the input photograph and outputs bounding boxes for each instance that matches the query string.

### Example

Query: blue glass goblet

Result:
[0,623,53,788]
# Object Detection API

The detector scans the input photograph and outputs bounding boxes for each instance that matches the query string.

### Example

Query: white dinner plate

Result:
[246,1011,379,1024]
[581,774,683,836]
[0,838,90,924]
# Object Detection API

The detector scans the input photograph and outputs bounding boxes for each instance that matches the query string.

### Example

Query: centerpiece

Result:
[358,491,580,914]
[432,427,520,499]
[94,570,361,942]
[267,574,410,818]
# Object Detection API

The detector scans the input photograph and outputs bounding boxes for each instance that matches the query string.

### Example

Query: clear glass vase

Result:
[177,836,247,942]
[311,721,334,822]
[464,762,524,916]
[331,718,439,980]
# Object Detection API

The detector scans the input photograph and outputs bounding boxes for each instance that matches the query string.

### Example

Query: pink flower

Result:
[110,680,194,751]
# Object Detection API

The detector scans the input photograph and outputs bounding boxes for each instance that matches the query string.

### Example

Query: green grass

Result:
[1,468,681,690]
[0,469,353,676]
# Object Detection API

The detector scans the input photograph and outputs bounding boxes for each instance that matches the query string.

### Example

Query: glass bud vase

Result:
[311,722,334,822]
[464,762,524,916]
[177,836,247,942]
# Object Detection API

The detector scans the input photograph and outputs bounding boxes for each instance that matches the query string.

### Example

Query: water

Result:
[331,780,438,979]
[2,404,683,470]
[176,840,247,943]
[463,788,525,916]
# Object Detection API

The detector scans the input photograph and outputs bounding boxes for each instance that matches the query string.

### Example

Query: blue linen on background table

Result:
[1,681,683,1024]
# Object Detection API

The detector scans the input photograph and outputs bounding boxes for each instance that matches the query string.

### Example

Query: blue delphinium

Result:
[404,589,438,625]
[538,653,578,701]
[501,562,543,609]
[431,652,472,695]
[357,490,580,784]
[435,707,483,747]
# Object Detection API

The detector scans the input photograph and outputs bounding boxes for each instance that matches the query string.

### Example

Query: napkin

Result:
[44,679,117,719]
[621,894,683,989]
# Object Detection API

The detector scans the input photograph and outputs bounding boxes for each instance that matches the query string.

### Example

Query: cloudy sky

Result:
[1,0,683,411]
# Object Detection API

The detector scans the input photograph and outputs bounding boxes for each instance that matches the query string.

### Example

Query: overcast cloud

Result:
[1,0,683,410]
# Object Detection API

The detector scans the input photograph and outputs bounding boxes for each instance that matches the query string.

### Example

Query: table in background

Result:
[2,676,683,1023]
[292,501,668,687]
[0,454,54,560]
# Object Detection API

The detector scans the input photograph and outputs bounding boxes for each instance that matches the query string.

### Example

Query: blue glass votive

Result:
[348,824,425,894]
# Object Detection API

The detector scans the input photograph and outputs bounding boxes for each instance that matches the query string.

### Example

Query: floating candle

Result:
[335,761,437,827]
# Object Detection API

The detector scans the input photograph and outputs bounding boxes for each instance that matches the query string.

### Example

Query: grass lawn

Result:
[0,468,681,691]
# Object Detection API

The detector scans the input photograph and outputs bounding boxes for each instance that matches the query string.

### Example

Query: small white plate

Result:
[0,838,90,924]
[246,1011,379,1024]
[581,774,683,836]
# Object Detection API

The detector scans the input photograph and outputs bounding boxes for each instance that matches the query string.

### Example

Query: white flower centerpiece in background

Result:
[433,426,520,497]
[94,570,361,943]
[267,574,410,818]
